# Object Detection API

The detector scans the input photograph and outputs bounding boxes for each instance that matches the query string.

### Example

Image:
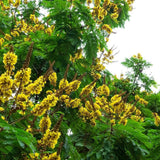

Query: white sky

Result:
[107,0,160,92]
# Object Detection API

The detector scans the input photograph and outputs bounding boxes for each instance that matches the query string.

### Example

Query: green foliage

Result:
[0,119,37,159]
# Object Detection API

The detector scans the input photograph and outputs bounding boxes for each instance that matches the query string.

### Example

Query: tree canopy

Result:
[0,0,160,160]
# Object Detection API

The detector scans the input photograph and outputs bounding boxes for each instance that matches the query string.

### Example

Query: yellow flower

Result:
[59,95,70,102]
[110,119,115,125]
[91,72,101,80]
[26,125,32,133]
[8,0,13,4]
[49,72,57,86]
[137,53,143,59]
[0,107,4,112]
[38,129,61,149]
[59,78,69,90]
[153,113,160,126]
[24,76,45,96]
[24,37,31,42]
[0,38,5,47]
[70,50,83,63]
[29,152,39,159]
[16,93,28,110]
[3,51,17,73]
[103,0,110,8]
[102,24,112,34]
[85,101,93,111]
[135,109,141,116]
[4,34,12,41]
[94,102,101,110]
[94,0,101,6]
[32,94,58,116]
[13,0,21,7]
[30,14,35,22]
[45,27,53,35]
[65,80,81,94]
[132,55,137,58]
[87,0,92,5]
[111,12,119,19]
[42,152,60,160]
[80,82,96,97]
[70,98,81,108]
[14,68,31,87]
[79,107,91,119]
[119,117,127,125]
[94,110,102,117]
[1,116,5,120]
[11,30,19,37]
[92,60,105,71]
[112,94,121,102]
[39,116,51,133]
[0,73,13,89]
[96,84,110,96]
[135,95,140,101]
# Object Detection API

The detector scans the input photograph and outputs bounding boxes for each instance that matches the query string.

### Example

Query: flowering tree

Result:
[0,0,160,160]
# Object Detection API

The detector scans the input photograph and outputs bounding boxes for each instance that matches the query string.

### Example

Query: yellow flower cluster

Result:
[70,49,83,63]
[39,115,51,133]
[49,72,57,86]
[14,68,31,87]
[91,58,105,72]
[0,1,10,10]
[32,94,58,116]
[0,73,13,103]
[11,30,19,37]
[16,93,29,110]
[42,152,60,160]
[60,94,81,108]
[132,53,143,60]
[90,0,121,23]
[45,25,55,35]
[103,0,110,8]
[79,100,102,125]
[91,72,101,80]
[29,152,39,160]
[58,78,69,91]
[30,14,39,24]
[80,82,96,97]
[26,125,32,133]
[135,95,148,105]
[0,0,23,10]
[24,76,45,96]
[102,49,114,64]
[102,24,112,34]
[127,0,134,5]
[3,51,17,74]
[38,129,61,149]
[0,107,4,112]
[0,13,55,48]
[153,113,160,126]
[65,80,81,94]
[86,0,92,5]
[4,33,12,41]
[0,38,4,47]
[94,0,101,6]
[109,3,119,20]
[69,98,81,108]
[96,84,110,96]
[110,94,144,125]
[92,5,107,21]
